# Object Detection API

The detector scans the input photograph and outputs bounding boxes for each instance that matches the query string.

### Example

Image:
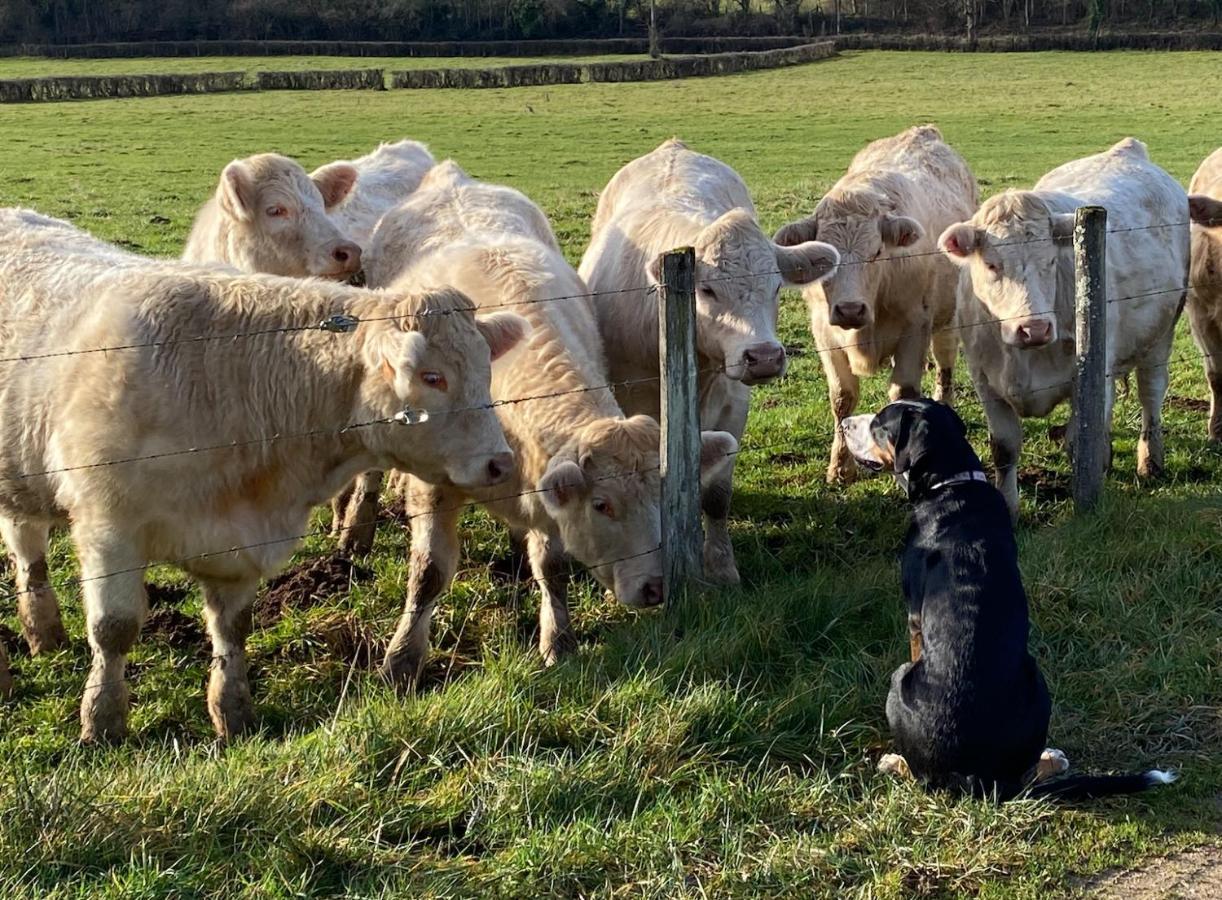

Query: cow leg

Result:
[824,350,861,484]
[330,482,354,538]
[930,328,959,406]
[0,516,67,654]
[1187,301,1222,442]
[979,384,1023,521]
[700,385,748,586]
[202,579,257,739]
[380,477,463,689]
[888,322,929,403]
[1135,362,1168,479]
[338,470,384,556]
[528,530,575,666]
[75,528,146,742]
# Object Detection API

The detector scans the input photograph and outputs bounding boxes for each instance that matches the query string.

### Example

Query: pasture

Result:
[0,49,1219,898]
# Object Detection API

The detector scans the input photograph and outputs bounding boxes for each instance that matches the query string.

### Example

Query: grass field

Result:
[0,50,1219,898]
[0,54,646,78]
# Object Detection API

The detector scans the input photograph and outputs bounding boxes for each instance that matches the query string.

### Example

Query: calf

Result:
[328,139,437,249]
[183,151,363,279]
[579,139,838,584]
[938,138,1188,517]
[365,161,737,685]
[0,209,524,739]
[1187,147,1222,441]
[774,125,979,482]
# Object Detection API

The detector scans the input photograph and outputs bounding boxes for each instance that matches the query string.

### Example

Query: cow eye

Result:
[986,261,1001,276]
[698,286,716,300]
[266,205,289,218]
[420,371,447,391]
[592,498,615,518]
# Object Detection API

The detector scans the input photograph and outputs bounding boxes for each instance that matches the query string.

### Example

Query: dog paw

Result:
[878,753,912,779]
[1036,748,1070,781]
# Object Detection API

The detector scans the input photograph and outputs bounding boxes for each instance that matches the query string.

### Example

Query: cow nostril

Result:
[642,578,664,607]
[743,350,758,365]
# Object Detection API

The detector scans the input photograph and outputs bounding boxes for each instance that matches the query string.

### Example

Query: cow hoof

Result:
[208,681,254,741]
[878,753,912,779]
[1037,748,1071,782]
[80,686,130,744]
[826,462,859,486]
[25,621,68,656]
[379,648,425,693]
[1136,448,1164,480]
[703,548,740,586]
[541,630,577,667]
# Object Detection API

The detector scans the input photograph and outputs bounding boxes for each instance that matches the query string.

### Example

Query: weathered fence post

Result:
[1072,205,1108,513]
[658,247,703,608]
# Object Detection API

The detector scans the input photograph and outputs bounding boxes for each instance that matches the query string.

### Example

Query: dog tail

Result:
[1027,769,1177,801]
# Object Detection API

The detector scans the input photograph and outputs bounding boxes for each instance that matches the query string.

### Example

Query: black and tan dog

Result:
[842,398,1176,800]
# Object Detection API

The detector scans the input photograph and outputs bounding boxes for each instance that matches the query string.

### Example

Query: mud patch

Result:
[256,555,372,628]
[143,606,206,654]
[768,451,807,467]
[1017,466,1072,504]
[1082,844,1222,899]
[1166,394,1210,413]
[146,582,190,609]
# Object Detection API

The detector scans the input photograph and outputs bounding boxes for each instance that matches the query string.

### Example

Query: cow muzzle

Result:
[830,301,870,330]
[317,241,363,279]
[738,341,787,385]
[450,450,516,489]
[1006,317,1056,348]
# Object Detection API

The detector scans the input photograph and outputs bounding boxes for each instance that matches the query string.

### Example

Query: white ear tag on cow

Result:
[318,313,360,334]
[393,407,430,425]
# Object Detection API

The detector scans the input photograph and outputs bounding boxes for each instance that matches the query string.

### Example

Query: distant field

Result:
[0,51,1219,898]
[0,53,647,78]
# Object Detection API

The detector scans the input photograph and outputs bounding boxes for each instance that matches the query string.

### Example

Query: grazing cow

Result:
[774,125,980,483]
[0,208,525,740]
[938,138,1188,516]
[364,161,738,686]
[579,139,838,585]
[1187,148,1222,441]
[328,139,437,249]
[183,152,363,279]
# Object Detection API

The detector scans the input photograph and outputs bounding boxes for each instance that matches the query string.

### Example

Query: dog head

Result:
[841,399,984,498]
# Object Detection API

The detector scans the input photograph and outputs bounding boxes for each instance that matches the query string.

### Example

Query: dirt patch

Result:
[768,451,807,466]
[1083,844,1222,899]
[255,555,372,628]
[1167,395,1211,414]
[146,582,190,608]
[1017,466,1072,504]
[311,612,383,668]
[143,605,206,654]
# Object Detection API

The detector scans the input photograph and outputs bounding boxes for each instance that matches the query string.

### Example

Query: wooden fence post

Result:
[658,247,703,608]
[1072,205,1108,513]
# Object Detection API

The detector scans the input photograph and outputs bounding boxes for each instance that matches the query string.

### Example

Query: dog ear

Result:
[872,401,931,475]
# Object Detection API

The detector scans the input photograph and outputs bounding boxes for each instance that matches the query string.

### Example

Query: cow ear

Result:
[880,214,924,248]
[363,327,428,400]
[774,216,818,247]
[539,456,588,511]
[218,160,256,223]
[475,311,530,362]
[937,222,981,264]
[646,251,666,286]
[311,162,359,210]
[775,240,839,286]
[699,430,738,482]
[1050,213,1076,245]
[1189,194,1222,227]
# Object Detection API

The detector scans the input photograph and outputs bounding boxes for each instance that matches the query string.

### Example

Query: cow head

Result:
[539,416,737,609]
[360,287,528,489]
[212,153,363,279]
[775,189,923,331]
[647,209,838,385]
[938,190,1073,348]
[1189,194,1222,228]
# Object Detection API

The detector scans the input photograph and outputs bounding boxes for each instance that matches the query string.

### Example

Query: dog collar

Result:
[928,470,989,492]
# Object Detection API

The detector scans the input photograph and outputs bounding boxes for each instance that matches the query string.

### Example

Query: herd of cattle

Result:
[0,125,1219,741]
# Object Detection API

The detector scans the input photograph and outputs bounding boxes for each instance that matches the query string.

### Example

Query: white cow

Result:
[0,208,525,739]
[1187,147,1222,441]
[364,161,737,685]
[328,139,437,249]
[183,152,363,279]
[774,125,980,482]
[939,138,1188,516]
[579,139,839,584]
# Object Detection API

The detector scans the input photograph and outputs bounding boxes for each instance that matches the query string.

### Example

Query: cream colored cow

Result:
[183,151,363,279]
[775,125,979,482]
[939,138,1188,516]
[1187,147,1222,441]
[579,139,838,585]
[364,161,737,686]
[0,208,524,739]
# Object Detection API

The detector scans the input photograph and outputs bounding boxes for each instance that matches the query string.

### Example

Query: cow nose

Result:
[831,301,868,328]
[332,242,362,271]
[640,577,664,608]
[741,342,786,382]
[485,451,514,484]
[1016,318,1054,347]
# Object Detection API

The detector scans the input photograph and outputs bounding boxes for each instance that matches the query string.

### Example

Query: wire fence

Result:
[1,214,1216,680]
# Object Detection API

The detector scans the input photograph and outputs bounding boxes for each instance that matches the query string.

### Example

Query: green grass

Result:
[0,50,1219,898]
[0,54,646,79]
